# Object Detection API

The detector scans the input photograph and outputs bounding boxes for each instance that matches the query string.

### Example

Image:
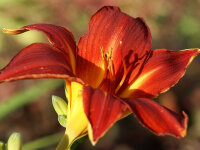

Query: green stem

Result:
[56,133,88,150]
[22,132,63,150]
[56,133,70,150]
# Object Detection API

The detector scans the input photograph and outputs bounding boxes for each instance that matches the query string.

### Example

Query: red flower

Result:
[1,6,199,147]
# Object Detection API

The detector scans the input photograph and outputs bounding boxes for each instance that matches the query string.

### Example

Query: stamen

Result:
[98,46,116,93]
[100,46,115,77]
[107,47,115,79]
[100,46,104,58]
[100,46,107,73]
[107,47,114,76]
[115,41,127,93]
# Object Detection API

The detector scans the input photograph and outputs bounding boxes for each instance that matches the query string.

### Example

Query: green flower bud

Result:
[0,142,5,150]
[7,133,22,150]
[58,115,67,127]
[52,95,68,116]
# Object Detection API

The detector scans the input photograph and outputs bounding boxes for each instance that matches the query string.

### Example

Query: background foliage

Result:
[0,0,200,150]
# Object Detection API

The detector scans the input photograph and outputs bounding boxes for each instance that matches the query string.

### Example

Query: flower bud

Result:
[7,133,22,150]
[0,142,5,150]
[52,95,68,116]
[58,115,67,127]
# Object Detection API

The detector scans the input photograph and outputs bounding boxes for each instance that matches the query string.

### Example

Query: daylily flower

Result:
[1,6,199,149]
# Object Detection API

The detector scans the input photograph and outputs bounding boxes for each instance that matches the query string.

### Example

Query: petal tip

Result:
[87,123,97,146]
[162,111,188,138]
[3,28,28,34]
[178,111,188,138]
[124,98,189,139]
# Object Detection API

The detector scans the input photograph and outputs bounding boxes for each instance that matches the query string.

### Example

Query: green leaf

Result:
[22,132,62,150]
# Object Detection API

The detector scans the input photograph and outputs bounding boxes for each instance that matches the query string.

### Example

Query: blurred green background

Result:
[0,0,200,150]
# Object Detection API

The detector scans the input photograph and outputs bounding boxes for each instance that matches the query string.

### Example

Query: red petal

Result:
[124,98,188,138]
[4,24,76,72]
[120,49,199,98]
[82,85,127,144]
[76,6,152,88]
[0,43,78,82]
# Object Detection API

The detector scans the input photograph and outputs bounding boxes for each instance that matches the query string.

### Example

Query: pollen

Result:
[100,46,115,78]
